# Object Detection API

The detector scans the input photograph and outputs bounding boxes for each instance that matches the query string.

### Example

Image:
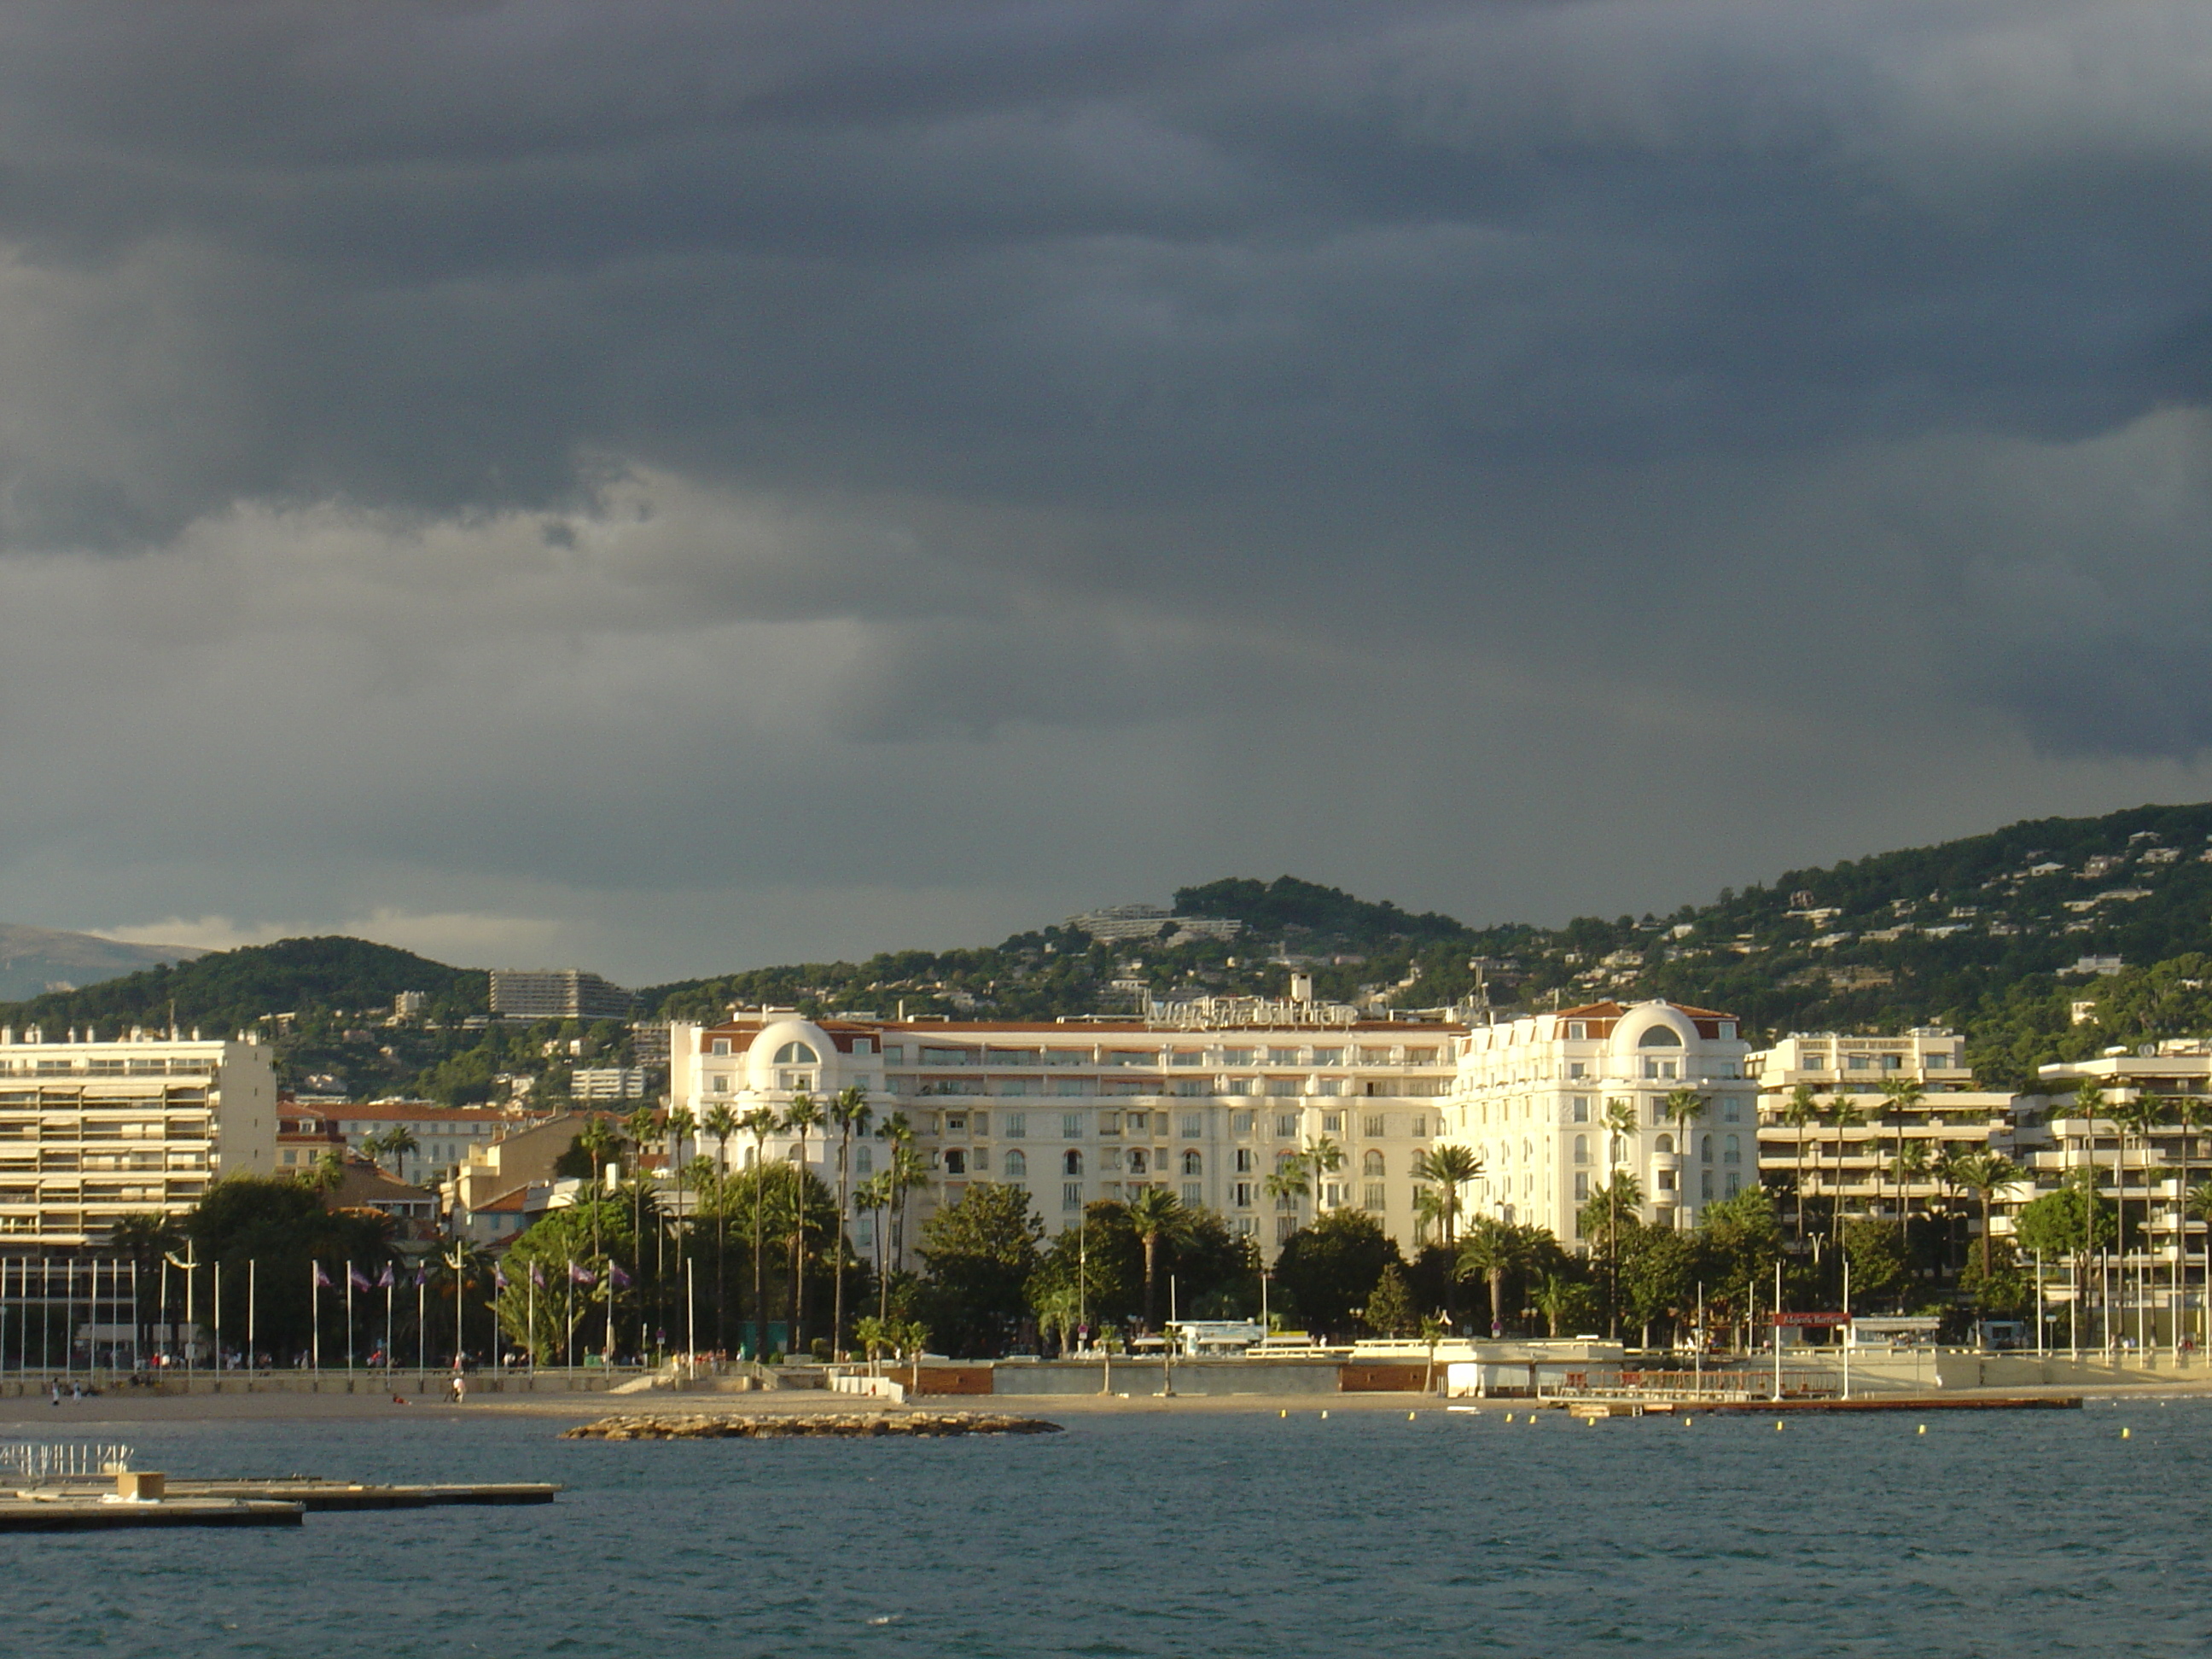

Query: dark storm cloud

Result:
[3,0,2212,972]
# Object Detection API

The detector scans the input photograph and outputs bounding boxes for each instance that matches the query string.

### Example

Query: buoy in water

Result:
[1408,1412,1417,1420]
[1917,1425,1926,1435]
[1504,1412,1514,1423]
[1320,1410,1329,1420]
[2122,1426,2132,1440]
[1775,1420,1784,1432]
[1279,1409,1288,1418]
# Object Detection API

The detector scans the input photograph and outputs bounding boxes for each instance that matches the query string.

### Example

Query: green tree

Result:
[495,1198,637,1364]
[916,1182,1045,1356]
[1842,1215,1911,1307]
[1877,1077,1926,1233]
[1363,1261,1418,1337]
[2016,1167,2116,1351]
[1825,1091,1869,1243]
[183,1175,395,1362]
[1412,1144,1483,1247]
[1779,1082,1821,1242]
[1579,1163,1643,1338]
[700,1103,739,1349]
[739,1105,779,1355]
[1458,1217,1534,1336]
[1273,1211,1400,1340]
[1948,1150,2024,1280]
[782,1090,825,1353]
[1600,1097,1639,1331]
[1124,1185,1195,1331]
[1617,1224,1697,1346]
[1958,1235,2033,1319]
[1534,1271,1598,1338]
[827,1085,873,1358]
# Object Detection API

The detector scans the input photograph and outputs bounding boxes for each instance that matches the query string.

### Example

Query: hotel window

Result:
[1573,1135,1588,1166]
[709,1074,731,1095]
[1175,1079,1209,1097]
[857,1214,875,1245]
[973,1112,990,1136]
[1180,1114,1202,1138]
[882,1045,904,1063]
[1324,1182,1344,1208]
[973,1148,990,1173]
[1126,1149,1148,1176]
[1182,1182,1202,1206]
[1063,1182,1083,1211]
[1655,1134,1674,1155]
[1567,1022,1586,1040]
[1182,1150,1202,1176]
[1361,1150,1384,1176]
[1275,1114,1300,1138]
[1574,1171,1589,1201]
[1658,1169,1677,1192]
[1726,1173,1741,1197]
[1231,1111,1254,1135]
[1235,1148,1254,1173]
[945,1150,968,1176]
[1322,1113,1342,1134]
[774,1041,820,1065]
[1364,1115,1385,1138]
[1571,1097,1590,1122]
[1062,1114,1084,1138]
[1700,1135,1714,1164]
[1173,1051,1206,1067]
[1701,1170,1715,1201]
[853,1039,872,1055]
[1269,1048,1301,1066]
[1126,1111,1149,1133]
[1411,1115,1429,1137]
[1063,1150,1084,1176]
[1005,1113,1027,1138]
[1315,1078,1342,1096]
[1004,1150,1027,1179]
[1312,1048,1342,1066]
[1277,1216,1298,1243]
[1057,1077,1088,1097]
[1265,1078,1301,1097]
[1363,1183,1386,1211]
[1235,1182,1254,1208]
[1222,1049,1254,1067]
[1569,1062,1586,1080]
[1722,1097,1741,1123]
[945,1112,968,1132]
[711,1039,731,1056]
[1724,1134,1741,1166]
[855,1146,874,1176]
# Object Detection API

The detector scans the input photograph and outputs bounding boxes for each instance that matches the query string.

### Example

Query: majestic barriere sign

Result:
[1772,1312,1853,1326]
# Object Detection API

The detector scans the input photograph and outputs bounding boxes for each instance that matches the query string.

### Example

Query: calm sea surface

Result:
[9,1397,2212,1656]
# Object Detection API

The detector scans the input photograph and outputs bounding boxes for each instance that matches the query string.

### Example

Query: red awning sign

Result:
[1772,1312,1852,1326]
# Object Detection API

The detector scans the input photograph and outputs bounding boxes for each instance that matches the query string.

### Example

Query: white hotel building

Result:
[1449,1001,1758,1240]
[670,1005,1461,1254]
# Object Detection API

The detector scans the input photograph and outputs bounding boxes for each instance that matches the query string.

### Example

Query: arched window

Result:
[1700,1134,1714,1164]
[1005,1150,1027,1179]
[1638,1025,1683,1047]
[1655,1134,1674,1155]
[1724,1133,1741,1166]
[773,1040,820,1065]
[1128,1148,1150,1175]
[1182,1150,1202,1176]
[1062,1150,1083,1177]
[1362,1150,1384,1177]
[1573,1134,1588,1166]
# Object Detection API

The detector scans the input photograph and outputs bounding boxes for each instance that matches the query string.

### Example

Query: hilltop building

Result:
[489,969,635,1022]
[0,1027,276,1248]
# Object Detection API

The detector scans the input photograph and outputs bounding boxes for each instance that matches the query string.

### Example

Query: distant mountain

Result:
[0,924,204,1003]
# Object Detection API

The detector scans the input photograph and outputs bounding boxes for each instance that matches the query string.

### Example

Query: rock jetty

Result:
[562,1411,1063,1441]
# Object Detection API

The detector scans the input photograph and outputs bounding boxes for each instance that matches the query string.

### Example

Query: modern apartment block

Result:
[1448,1001,1758,1240]
[1749,1029,2028,1227]
[670,1009,1464,1256]
[570,1066,650,1102]
[0,1028,277,1248]
[488,969,636,1022]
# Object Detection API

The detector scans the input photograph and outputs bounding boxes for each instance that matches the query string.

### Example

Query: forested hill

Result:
[0,937,486,1037]
[14,800,2212,1095]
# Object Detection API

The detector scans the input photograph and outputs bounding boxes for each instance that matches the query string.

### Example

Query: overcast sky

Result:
[4,0,2212,984]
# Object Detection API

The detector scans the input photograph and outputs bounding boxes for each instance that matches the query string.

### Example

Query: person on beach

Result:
[451,1372,467,1405]
[49,1381,59,1406]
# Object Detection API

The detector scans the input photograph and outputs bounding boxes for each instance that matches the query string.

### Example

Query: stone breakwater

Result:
[562,1412,1064,1441]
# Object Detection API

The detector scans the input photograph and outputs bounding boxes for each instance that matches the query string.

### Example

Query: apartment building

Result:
[670,1008,1464,1255]
[2026,1046,2212,1273]
[326,1103,515,1185]
[0,1027,277,1248]
[1449,1001,1758,1240]
[488,969,635,1022]
[571,1067,650,1102]
[1749,1030,2028,1226]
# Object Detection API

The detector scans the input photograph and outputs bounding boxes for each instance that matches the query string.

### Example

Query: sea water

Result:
[9,1399,2212,1656]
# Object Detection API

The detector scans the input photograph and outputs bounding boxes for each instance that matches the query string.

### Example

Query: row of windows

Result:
[1569,1169,1743,1202]
[1563,1132,1744,1165]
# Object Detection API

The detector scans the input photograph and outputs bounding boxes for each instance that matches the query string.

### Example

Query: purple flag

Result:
[529,1262,545,1289]
[608,1262,632,1288]
[313,1262,332,1289]
[347,1264,372,1292]
[568,1260,597,1286]
[494,1266,509,1291]
[376,1264,396,1289]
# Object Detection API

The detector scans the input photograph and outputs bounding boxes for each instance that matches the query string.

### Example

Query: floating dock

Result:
[18,1477,561,1511]
[0,1497,303,1531]
[1699,1395,2082,1414]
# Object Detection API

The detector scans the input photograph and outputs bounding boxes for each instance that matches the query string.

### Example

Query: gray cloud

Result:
[3,0,2212,976]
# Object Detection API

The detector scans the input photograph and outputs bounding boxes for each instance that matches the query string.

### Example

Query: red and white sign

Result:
[1772,1311,1852,1326]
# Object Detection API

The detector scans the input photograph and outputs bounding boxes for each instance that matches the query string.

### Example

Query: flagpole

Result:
[213,1260,223,1373]
[345,1266,354,1371]
[311,1260,322,1372]
[386,1278,394,1368]
[417,1274,427,1374]
[248,1260,257,1372]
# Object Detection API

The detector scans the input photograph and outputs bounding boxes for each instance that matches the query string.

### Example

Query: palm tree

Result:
[876,1113,918,1272]
[886,1143,930,1280]
[1600,1097,1638,1323]
[827,1086,872,1359]
[1305,1133,1345,1217]
[621,1103,661,1324]
[2171,1095,2211,1353]
[1877,1077,1925,1237]
[700,1103,739,1350]
[306,1147,346,1194]
[381,1126,421,1184]
[855,1173,894,1332]
[1418,1313,1448,1394]
[739,1105,780,1357]
[2070,1079,2110,1349]
[2190,1180,2212,1355]
[852,1313,891,1374]
[1950,1150,2023,1281]
[1458,1217,1528,1338]
[575,1116,621,1357]
[1413,1144,1483,1248]
[1780,1082,1821,1243]
[782,1091,824,1356]
[2112,1090,2168,1349]
[1825,1091,1868,1250]
[1262,1156,1310,1235]
[1661,1087,1707,1225]
[1124,1185,1190,1333]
